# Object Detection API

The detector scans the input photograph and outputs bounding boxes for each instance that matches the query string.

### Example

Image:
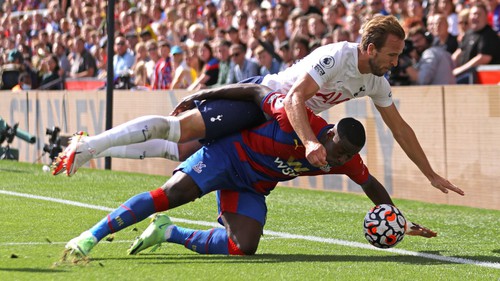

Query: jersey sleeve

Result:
[307,51,342,90]
[261,91,328,134]
[339,154,370,185]
[367,77,393,108]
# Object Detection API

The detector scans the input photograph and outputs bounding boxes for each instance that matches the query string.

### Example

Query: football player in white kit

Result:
[53,15,464,197]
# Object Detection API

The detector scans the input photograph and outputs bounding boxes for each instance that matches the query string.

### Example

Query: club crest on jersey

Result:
[319,55,335,69]
[192,161,206,173]
[314,64,325,76]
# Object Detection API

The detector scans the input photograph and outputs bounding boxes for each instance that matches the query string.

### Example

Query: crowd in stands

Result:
[1,0,500,90]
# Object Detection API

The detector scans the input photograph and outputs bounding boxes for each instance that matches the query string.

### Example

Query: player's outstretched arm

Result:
[171,84,272,116]
[360,175,395,206]
[375,103,464,196]
[405,221,437,238]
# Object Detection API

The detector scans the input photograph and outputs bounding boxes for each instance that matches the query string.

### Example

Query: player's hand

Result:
[305,141,328,167]
[171,98,196,116]
[430,174,465,196]
[405,221,437,238]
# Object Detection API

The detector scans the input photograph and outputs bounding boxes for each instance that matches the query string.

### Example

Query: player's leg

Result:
[65,171,201,258]
[130,190,265,256]
[58,109,205,176]
[92,139,202,162]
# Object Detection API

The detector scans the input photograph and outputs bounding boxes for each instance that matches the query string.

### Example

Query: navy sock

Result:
[168,226,232,254]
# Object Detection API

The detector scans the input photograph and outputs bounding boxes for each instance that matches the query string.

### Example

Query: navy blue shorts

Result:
[197,99,266,142]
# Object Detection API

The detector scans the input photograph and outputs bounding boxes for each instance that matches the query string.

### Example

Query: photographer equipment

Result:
[0,117,36,160]
[42,126,63,162]
[387,40,414,86]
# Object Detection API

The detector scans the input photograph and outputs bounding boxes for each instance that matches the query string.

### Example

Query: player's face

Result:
[368,34,404,76]
[326,127,362,167]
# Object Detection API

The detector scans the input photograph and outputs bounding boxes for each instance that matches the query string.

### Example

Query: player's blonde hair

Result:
[360,15,405,51]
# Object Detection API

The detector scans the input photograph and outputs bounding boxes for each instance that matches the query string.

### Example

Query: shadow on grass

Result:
[0,267,66,273]
[93,252,497,266]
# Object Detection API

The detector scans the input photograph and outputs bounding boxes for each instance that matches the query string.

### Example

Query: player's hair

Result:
[360,15,405,51]
[337,118,366,148]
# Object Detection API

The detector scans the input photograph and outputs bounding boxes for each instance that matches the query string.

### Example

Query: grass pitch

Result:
[0,161,499,281]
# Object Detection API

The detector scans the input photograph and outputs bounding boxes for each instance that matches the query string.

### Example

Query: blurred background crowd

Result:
[1,0,499,91]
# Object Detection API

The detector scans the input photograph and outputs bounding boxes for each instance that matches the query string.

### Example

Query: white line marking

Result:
[1,189,499,270]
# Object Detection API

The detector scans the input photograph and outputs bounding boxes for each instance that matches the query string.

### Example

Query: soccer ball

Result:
[363,204,407,248]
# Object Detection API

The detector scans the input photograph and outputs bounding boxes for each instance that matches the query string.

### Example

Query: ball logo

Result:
[319,55,335,69]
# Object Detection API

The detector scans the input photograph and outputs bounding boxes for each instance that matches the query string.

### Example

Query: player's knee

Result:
[238,242,258,255]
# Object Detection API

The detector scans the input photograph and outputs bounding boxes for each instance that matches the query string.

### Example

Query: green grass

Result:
[0,161,499,281]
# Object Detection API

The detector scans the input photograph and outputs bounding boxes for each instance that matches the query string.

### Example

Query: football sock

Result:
[89,188,169,241]
[167,226,244,255]
[94,139,180,161]
[84,115,181,154]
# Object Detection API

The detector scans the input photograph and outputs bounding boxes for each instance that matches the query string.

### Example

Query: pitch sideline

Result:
[1,189,499,270]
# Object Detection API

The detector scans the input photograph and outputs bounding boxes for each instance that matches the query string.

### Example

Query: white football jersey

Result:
[261,42,393,114]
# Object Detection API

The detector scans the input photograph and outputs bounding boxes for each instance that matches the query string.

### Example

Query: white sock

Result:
[83,115,181,154]
[94,139,180,161]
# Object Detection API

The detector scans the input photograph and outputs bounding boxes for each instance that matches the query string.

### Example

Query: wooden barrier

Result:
[1,86,499,210]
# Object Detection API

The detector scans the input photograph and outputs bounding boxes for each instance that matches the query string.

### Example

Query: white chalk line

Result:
[1,189,499,270]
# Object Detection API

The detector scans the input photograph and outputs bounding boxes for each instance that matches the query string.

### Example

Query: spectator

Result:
[69,36,97,78]
[39,54,62,90]
[277,40,294,70]
[0,50,24,90]
[255,44,282,76]
[332,27,350,43]
[452,3,500,84]
[151,40,173,90]
[145,40,160,84]
[170,45,194,89]
[405,27,456,85]
[188,41,219,90]
[486,0,500,35]
[322,4,342,33]
[345,14,362,43]
[308,14,327,40]
[457,8,470,43]
[292,0,322,16]
[11,72,31,91]
[270,19,289,51]
[212,40,231,87]
[113,36,135,79]
[437,0,459,36]
[366,0,388,16]
[133,61,150,90]
[186,43,204,80]
[428,13,458,54]
[227,43,260,83]
[225,26,242,45]
[52,42,71,77]
[291,35,310,62]
[132,41,148,72]
[185,23,207,48]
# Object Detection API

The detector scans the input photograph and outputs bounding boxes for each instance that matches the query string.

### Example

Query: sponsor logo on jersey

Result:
[293,139,303,150]
[210,115,223,122]
[192,161,206,173]
[314,64,325,76]
[319,55,335,69]
[274,156,310,176]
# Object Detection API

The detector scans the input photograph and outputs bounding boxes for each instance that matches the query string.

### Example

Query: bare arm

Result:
[171,84,272,115]
[360,175,394,206]
[375,103,464,195]
[283,73,327,167]
[452,54,492,76]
